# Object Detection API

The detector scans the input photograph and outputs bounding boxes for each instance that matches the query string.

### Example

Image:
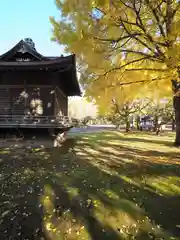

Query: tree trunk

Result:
[173,95,180,146]
[125,117,130,132]
[116,123,120,130]
[172,118,175,131]
[136,116,140,130]
[156,123,163,135]
[153,115,158,132]
[156,125,160,135]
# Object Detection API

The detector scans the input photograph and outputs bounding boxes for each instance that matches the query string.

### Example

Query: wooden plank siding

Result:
[0,70,68,119]
[0,86,54,116]
[54,87,68,117]
[0,87,11,115]
[0,85,68,118]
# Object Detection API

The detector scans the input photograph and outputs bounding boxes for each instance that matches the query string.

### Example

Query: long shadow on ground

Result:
[0,140,120,239]
[0,133,179,239]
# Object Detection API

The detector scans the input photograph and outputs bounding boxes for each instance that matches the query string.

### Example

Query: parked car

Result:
[140,121,154,131]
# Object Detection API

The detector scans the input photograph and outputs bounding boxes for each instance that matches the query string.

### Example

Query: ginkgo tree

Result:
[50,0,180,145]
[144,97,175,133]
[109,97,151,132]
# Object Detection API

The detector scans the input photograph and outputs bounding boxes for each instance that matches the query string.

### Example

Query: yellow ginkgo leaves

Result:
[51,0,180,113]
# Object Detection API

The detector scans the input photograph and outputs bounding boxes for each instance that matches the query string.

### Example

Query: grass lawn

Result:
[0,131,180,239]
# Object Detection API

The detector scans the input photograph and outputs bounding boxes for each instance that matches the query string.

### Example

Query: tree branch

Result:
[133,1,166,58]
[126,68,168,72]
[117,38,132,48]
[172,2,180,18]
[117,12,168,47]
[107,76,169,88]
[116,49,160,59]
[166,0,174,38]
[145,0,166,38]
[93,33,141,43]
[104,57,167,76]
[108,8,164,57]
[119,19,156,54]
[94,7,106,16]
[104,57,149,75]
[119,0,166,58]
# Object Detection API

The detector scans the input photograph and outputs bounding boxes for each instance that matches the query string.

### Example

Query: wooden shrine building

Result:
[0,38,81,134]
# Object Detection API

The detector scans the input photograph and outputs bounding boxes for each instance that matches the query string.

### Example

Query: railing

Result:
[0,115,75,128]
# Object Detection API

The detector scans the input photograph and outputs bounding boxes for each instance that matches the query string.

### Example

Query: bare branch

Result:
[145,0,166,38]
[113,98,152,117]
[126,68,168,72]
[139,100,152,113]
[93,33,141,43]
[119,20,156,54]
[118,38,132,48]
[117,12,168,47]
[172,2,180,19]
[104,57,149,75]
[166,0,174,38]
[133,2,166,58]
[103,57,166,76]
[119,18,138,27]
[119,0,166,57]
[94,7,106,16]
[119,0,134,9]
[115,49,160,59]
[108,76,169,88]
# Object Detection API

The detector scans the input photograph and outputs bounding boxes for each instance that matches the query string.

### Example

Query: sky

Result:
[0,0,97,112]
[0,0,64,56]
[69,97,97,119]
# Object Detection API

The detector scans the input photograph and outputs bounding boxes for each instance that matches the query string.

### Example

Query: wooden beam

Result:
[0,85,53,88]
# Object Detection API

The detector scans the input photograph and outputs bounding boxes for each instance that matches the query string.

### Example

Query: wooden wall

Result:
[54,87,68,116]
[0,70,68,117]
[0,88,11,115]
[0,86,55,116]
[0,70,52,85]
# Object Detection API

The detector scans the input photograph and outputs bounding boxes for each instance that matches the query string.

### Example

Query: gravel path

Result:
[69,124,116,133]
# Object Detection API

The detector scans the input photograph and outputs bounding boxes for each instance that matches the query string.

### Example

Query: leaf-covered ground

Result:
[0,131,180,239]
